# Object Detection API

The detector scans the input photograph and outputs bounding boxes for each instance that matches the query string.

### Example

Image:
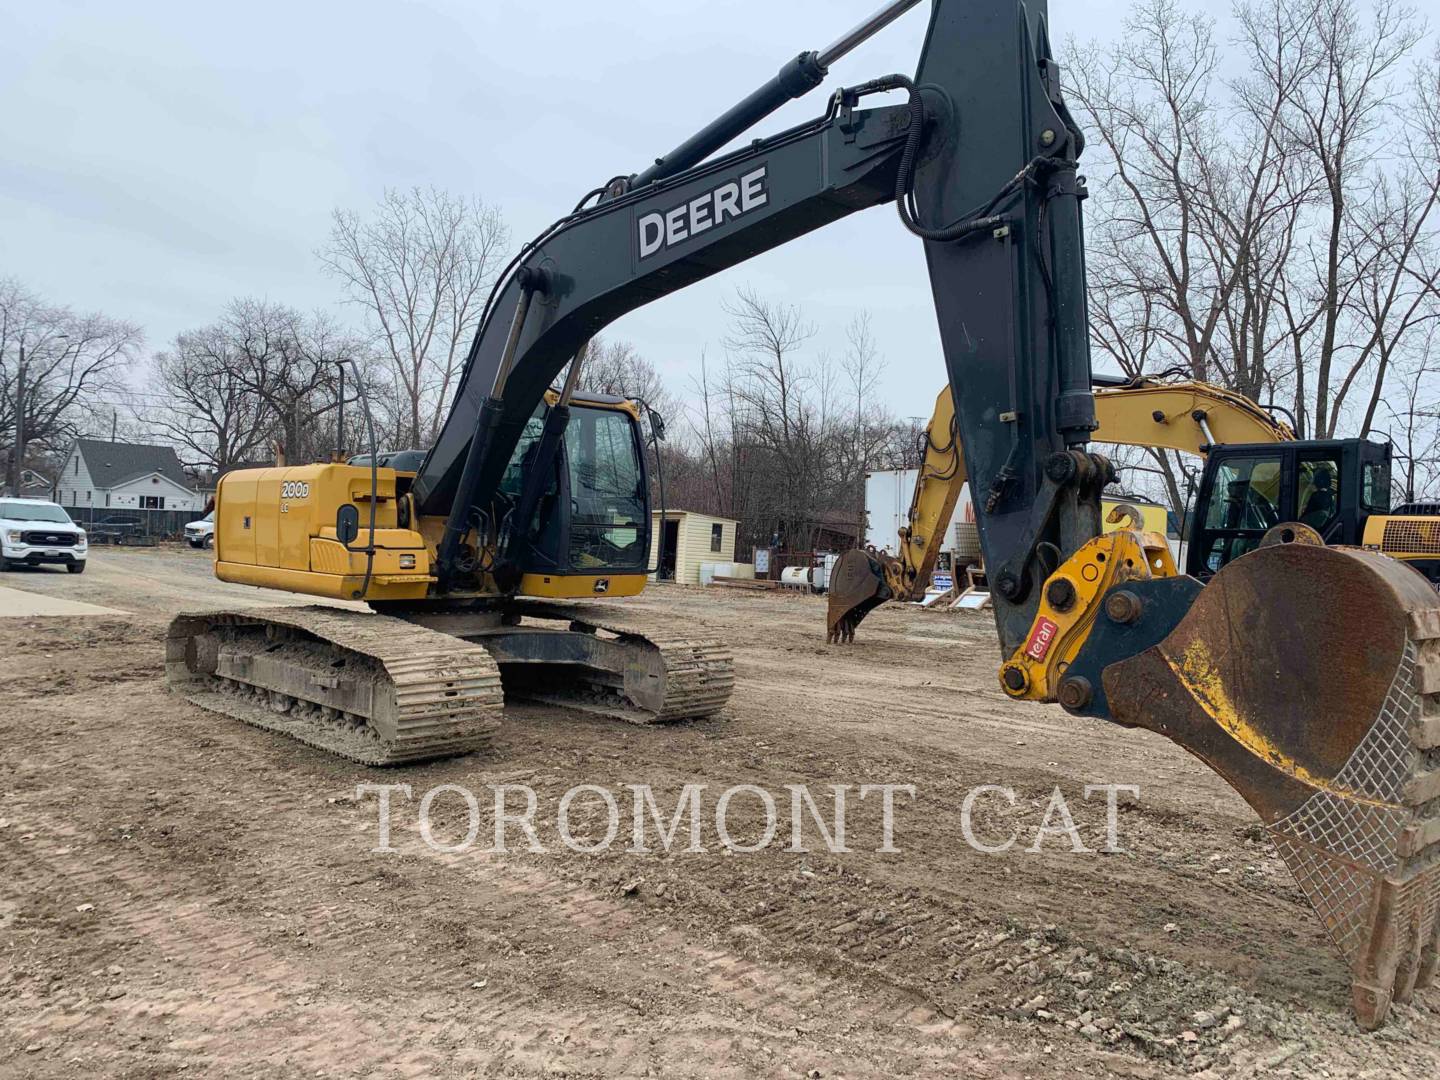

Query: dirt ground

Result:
[0,546,1436,1078]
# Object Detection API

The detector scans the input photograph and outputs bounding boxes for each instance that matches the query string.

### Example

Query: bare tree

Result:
[319,187,509,448]
[0,276,142,470]
[149,299,366,469]
[1267,0,1429,435]
[722,287,824,546]
[1070,0,1439,519]
[1376,330,1440,503]
[572,337,676,416]
[147,325,273,473]
[686,348,740,519]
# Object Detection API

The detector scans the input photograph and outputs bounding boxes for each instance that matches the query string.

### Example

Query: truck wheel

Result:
[67,562,86,575]
[204,534,214,549]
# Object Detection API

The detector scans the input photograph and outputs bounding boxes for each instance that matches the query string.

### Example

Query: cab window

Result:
[1363,460,1391,512]
[499,410,548,500]
[1205,455,1282,531]
[1199,454,1282,573]
[1296,456,1341,533]
[565,407,646,569]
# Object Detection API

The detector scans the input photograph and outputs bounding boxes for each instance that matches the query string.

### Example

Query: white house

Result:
[54,439,205,513]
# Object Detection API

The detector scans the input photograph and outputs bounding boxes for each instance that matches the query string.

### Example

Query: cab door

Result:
[1186,449,1287,580]
[1295,449,1346,542]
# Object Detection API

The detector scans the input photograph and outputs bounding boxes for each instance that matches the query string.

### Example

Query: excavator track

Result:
[166,606,504,766]
[510,600,734,723]
[388,599,735,725]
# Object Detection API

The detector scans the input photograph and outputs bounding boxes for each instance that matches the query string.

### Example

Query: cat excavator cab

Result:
[1192,439,1440,585]
[167,0,1440,1026]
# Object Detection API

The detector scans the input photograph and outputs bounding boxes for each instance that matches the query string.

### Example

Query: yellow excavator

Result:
[168,388,735,765]
[167,0,1439,1027]
[828,378,1440,641]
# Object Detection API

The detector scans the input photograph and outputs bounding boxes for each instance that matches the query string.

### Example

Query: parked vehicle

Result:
[87,516,142,544]
[185,511,214,549]
[0,498,88,573]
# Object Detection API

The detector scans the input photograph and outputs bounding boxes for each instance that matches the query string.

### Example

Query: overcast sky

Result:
[2,0,1136,424]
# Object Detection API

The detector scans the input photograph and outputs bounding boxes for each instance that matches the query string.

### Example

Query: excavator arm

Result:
[412,44,921,583]
[827,378,1297,641]
[395,0,1436,1026]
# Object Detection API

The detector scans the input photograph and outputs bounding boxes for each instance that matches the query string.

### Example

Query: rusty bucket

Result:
[1105,544,1440,1028]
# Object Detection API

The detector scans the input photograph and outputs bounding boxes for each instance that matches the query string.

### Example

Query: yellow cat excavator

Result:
[167,0,1439,1026]
[828,378,1440,641]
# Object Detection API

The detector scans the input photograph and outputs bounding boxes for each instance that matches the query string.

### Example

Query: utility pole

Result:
[8,338,26,497]
[334,360,346,462]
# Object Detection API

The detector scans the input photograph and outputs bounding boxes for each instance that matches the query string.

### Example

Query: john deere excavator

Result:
[168,0,1440,1026]
[827,377,1440,641]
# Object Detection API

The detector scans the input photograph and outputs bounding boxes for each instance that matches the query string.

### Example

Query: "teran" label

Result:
[1024,616,1060,662]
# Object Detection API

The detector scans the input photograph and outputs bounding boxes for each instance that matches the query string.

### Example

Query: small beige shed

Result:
[648,510,738,584]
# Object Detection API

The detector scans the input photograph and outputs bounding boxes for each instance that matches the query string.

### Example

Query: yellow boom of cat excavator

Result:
[826,378,1293,642]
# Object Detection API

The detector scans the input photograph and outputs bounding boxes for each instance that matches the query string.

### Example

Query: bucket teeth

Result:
[1103,545,1440,1029]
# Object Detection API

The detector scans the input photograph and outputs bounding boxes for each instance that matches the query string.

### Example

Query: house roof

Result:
[74,439,191,490]
[649,509,739,525]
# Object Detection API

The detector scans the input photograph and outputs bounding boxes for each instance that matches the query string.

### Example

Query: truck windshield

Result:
[0,501,73,523]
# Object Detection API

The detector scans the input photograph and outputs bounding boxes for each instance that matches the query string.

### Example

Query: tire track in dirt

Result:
[0,712,988,1080]
[0,805,985,1078]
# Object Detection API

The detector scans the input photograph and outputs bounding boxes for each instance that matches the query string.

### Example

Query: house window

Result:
[74,457,79,476]
[105,493,111,508]
[710,523,723,553]
[141,496,165,510]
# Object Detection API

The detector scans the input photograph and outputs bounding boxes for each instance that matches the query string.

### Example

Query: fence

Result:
[65,506,202,541]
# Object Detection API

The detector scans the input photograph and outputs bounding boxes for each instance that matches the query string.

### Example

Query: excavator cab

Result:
[500,394,653,588]
[1186,438,1391,579]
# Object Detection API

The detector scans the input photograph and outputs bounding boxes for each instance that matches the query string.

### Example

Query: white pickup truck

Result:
[0,498,88,573]
[185,511,214,548]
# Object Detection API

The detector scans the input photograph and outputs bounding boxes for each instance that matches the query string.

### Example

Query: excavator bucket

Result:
[826,549,896,644]
[1104,544,1440,1028]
